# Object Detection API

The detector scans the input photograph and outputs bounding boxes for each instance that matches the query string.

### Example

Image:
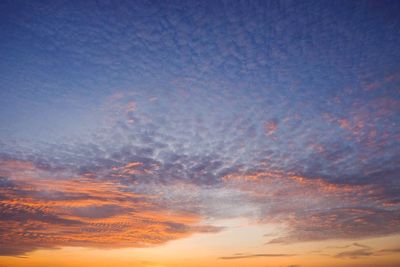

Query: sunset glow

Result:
[0,1,399,266]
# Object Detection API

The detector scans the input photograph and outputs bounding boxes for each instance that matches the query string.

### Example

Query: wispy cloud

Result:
[219,253,295,260]
[310,242,400,259]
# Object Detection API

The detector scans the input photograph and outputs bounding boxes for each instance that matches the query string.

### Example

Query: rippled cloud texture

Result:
[0,0,399,263]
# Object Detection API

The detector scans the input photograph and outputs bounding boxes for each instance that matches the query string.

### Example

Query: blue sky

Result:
[0,0,399,265]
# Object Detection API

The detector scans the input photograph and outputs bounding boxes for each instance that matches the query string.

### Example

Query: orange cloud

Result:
[264,120,278,136]
[0,160,220,256]
[110,161,155,178]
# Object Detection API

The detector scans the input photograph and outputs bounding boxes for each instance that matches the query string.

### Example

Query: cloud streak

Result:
[219,253,296,260]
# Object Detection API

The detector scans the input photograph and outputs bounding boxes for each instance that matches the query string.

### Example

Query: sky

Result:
[0,0,399,266]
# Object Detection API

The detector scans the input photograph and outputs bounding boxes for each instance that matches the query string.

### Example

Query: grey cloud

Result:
[335,248,374,259]
[267,207,400,244]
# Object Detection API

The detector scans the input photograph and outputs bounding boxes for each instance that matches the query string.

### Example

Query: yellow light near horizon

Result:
[0,222,399,267]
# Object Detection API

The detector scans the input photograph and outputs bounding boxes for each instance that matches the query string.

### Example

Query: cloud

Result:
[378,248,400,254]
[264,119,278,136]
[1,90,400,252]
[334,248,373,259]
[219,253,295,260]
[266,207,399,244]
[0,160,221,256]
[310,242,400,259]
[324,243,370,250]
[222,168,400,243]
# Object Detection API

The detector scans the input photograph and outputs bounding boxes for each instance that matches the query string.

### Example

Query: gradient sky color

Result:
[0,1,400,266]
